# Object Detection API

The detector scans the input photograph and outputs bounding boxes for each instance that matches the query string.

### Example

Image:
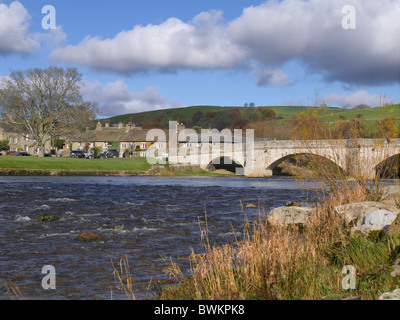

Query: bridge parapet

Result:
[257,138,400,150]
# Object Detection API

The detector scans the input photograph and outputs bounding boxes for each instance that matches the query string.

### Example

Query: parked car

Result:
[6,151,17,156]
[98,149,119,159]
[70,150,94,159]
[84,151,94,159]
[15,151,31,156]
[70,150,86,158]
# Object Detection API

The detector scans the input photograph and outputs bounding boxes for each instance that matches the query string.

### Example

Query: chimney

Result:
[105,123,110,128]
[96,122,102,130]
[177,123,185,134]
[118,122,123,129]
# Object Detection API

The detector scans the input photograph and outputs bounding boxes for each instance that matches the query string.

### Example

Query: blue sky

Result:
[0,0,399,117]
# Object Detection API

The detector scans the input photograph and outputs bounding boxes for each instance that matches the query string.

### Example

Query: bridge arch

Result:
[375,153,399,178]
[265,152,345,176]
[206,156,244,174]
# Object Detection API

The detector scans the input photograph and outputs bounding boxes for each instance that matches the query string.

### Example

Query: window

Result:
[13,137,17,144]
[121,143,126,149]
[141,142,147,149]
[25,135,29,141]
[104,142,108,148]
[24,145,29,151]
[140,151,147,157]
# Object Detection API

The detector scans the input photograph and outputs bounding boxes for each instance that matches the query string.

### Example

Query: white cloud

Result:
[322,90,398,107]
[35,25,67,47]
[0,1,39,55]
[80,80,183,117]
[228,0,400,85]
[51,10,245,74]
[253,66,292,86]
[49,0,400,87]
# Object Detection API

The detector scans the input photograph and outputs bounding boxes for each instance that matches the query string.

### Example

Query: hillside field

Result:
[98,104,399,137]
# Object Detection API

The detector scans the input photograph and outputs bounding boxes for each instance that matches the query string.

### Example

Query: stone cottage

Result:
[0,120,51,155]
[69,122,182,157]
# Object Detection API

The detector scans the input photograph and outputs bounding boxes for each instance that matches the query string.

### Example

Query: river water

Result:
[0,176,319,300]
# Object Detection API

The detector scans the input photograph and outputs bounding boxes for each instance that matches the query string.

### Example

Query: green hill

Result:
[98,104,399,135]
[101,105,317,126]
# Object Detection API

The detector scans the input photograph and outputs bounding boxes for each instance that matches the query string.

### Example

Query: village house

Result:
[69,122,186,157]
[0,120,51,155]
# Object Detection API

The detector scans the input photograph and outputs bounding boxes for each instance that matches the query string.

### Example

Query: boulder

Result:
[76,232,103,242]
[378,289,400,300]
[267,206,315,227]
[386,215,400,235]
[350,209,397,236]
[380,185,400,206]
[35,215,60,222]
[333,201,395,226]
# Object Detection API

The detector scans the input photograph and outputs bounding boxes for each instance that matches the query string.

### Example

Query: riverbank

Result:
[0,167,233,177]
[0,157,232,177]
[0,168,150,176]
[158,181,400,300]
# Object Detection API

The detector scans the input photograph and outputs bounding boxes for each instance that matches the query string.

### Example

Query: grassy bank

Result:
[157,182,400,300]
[0,156,152,173]
[0,156,234,177]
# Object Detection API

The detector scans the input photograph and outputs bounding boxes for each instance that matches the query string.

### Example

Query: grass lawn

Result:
[0,156,152,172]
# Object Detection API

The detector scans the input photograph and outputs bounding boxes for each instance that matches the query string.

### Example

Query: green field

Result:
[0,156,152,172]
[102,104,400,130]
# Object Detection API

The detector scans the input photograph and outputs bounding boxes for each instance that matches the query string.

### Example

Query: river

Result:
[0,176,319,300]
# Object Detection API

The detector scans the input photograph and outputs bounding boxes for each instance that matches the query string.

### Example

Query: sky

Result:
[0,0,399,118]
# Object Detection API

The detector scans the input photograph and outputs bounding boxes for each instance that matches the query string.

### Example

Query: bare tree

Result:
[0,67,97,156]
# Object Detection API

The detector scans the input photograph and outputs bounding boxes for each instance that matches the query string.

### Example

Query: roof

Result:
[0,120,26,134]
[72,127,167,142]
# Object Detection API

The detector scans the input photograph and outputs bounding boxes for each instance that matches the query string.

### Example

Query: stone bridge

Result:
[169,138,400,179]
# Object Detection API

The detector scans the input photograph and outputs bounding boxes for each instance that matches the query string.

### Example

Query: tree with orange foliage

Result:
[293,109,329,140]
[143,119,164,129]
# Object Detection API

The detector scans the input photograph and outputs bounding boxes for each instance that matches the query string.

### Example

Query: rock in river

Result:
[35,215,60,222]
[245,204,257,209]
[76,232,103,242]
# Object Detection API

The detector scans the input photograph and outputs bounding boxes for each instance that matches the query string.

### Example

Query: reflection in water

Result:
[0,176,317,300]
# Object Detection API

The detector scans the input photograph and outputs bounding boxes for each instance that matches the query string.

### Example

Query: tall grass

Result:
[1,275,24,300]
[110,255,136,300]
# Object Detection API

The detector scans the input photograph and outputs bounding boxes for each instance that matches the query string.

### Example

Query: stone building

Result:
[69,122,184,157]
[0,120,51,155]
